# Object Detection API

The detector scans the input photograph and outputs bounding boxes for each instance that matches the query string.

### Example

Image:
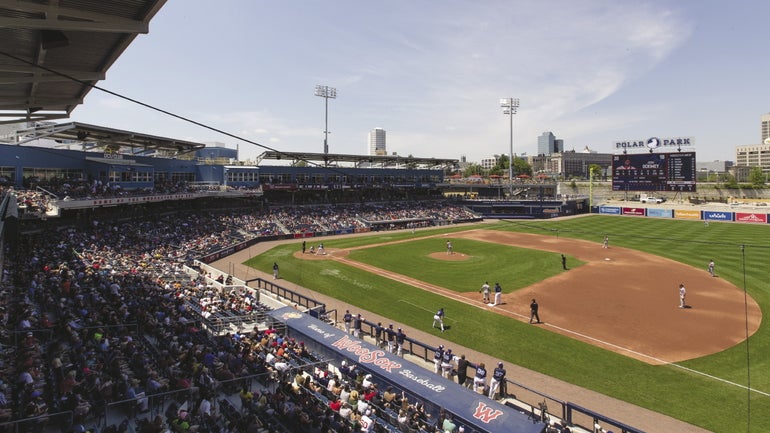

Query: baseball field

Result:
[244,215,770,433]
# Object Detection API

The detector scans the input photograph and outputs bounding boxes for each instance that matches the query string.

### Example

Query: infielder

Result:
[432,308,445,332]
[493,282,502,306]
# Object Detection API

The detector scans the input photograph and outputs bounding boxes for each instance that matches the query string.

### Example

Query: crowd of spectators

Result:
[0,194,501,433]
[19,179,263,201]
[5,185,479,232]
[12,189,51,217]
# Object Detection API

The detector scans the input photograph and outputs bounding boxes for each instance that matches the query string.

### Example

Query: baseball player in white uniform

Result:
[432,308,445,332]
[480,282,490,303]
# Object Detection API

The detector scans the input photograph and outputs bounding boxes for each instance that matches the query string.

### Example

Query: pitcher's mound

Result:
[428,252,471,261]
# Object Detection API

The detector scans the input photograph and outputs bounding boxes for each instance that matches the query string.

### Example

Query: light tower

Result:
[500,98,520,197]
[315,85,337,163]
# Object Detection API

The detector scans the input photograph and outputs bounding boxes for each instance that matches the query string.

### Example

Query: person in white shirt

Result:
[359,409,374,432]
[339,403,352,419]
[197,396,212,418]
[361,374,373,389]
[356,398,369,415]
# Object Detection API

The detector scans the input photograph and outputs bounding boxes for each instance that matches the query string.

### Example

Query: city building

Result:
[697,160,733,181]
[527,147,612,179]
[480,156,498,170]
[696,160,733,173]
[727,113,770,180]
[537,131,564,156]
[368,127,387,156]
[735,144,770,173]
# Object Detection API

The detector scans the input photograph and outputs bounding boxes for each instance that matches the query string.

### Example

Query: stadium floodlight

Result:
[315,85,337,161]
[500,98,520,197]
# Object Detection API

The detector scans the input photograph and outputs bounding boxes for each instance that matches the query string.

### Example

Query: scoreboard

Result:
[612,152,696,192]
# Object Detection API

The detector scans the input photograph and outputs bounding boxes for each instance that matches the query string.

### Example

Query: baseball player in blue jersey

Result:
[473,362,487,394]
[386,324,396,353]
[433,345,444,374]
[441,349,455,379]
[489,362,506,399]
[343,310,352,334]
[396,328,406,356]
[493,282,502,306]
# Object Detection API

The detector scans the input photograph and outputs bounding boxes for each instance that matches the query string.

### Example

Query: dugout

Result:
[267,306,545,433]
[460,198,589,219]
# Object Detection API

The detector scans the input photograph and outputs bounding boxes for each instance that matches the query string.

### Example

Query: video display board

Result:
[612,152,696,192]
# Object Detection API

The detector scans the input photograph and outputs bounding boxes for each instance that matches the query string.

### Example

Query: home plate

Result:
[604,258,611,261]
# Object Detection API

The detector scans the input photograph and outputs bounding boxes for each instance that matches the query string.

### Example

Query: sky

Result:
[70,0,770,164]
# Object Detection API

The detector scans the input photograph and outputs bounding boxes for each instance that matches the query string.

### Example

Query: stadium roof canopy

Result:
[256,150,459,170]
[0,0,167,125]
[8,121,205,156]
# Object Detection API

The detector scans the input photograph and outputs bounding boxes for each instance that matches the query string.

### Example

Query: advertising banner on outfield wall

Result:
[645,208,673,218]
[703,211,733,222]
[674,209,701,220]
[735,213,768,224]
[598,206,621,215]
[621,207,646,216]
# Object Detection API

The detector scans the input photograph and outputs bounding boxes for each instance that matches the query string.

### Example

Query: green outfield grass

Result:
[245,216,770,433]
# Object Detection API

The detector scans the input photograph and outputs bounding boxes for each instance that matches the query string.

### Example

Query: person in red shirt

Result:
[329,396,342,412]
[363,387,377,402]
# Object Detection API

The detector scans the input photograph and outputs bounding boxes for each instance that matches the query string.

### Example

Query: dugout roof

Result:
[0,0,167,125]
[268,306,544,433]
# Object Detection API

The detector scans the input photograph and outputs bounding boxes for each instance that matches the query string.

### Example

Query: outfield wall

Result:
[596,205,770,223]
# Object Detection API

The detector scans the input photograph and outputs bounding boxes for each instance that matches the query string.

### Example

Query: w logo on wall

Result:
[472,401,504,423]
